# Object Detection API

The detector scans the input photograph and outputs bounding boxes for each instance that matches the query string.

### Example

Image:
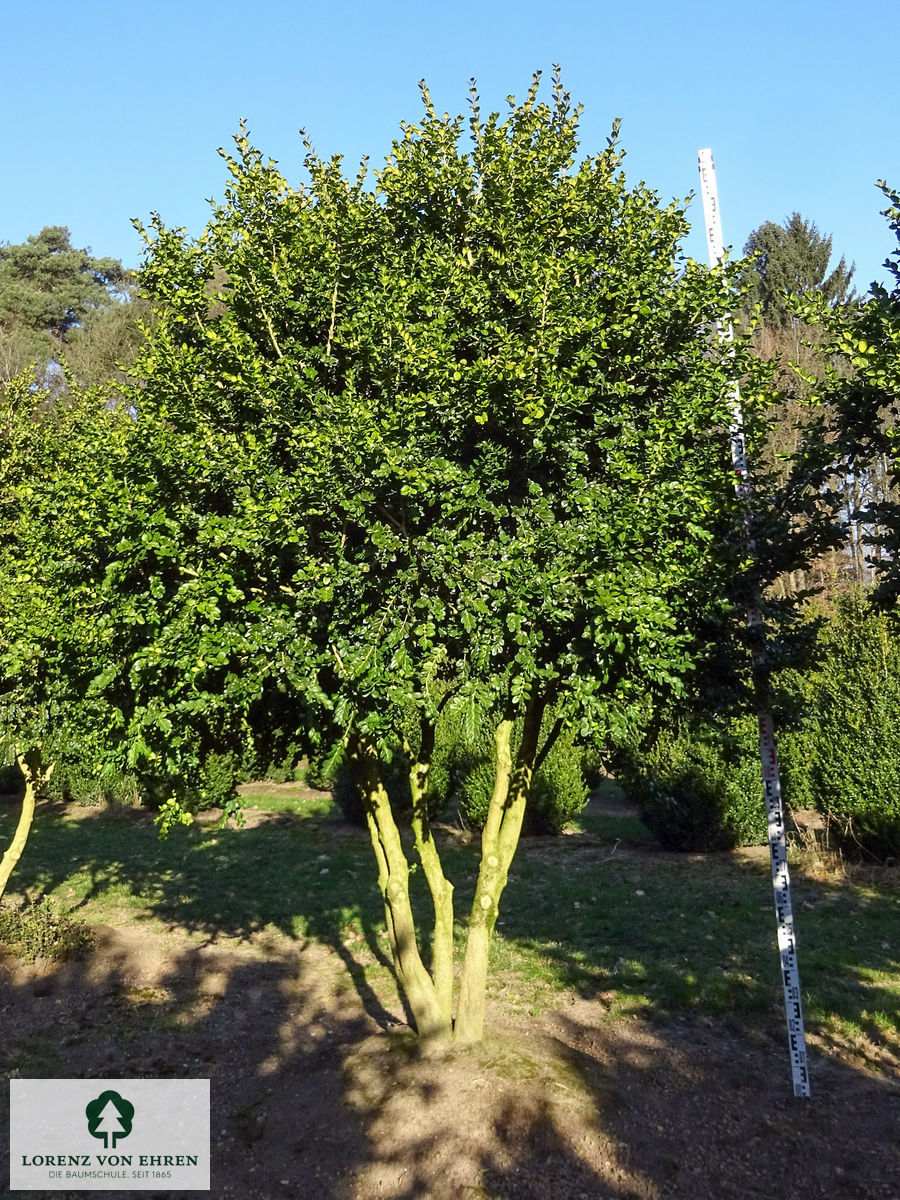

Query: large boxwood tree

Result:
[6,73,777,1042]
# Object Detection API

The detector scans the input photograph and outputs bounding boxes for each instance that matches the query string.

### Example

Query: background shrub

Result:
[457,708,589,835]
[251,741,305,785]
[332,704,457,827]
[618,718,768,851]
[330,702,588,835]
[302,742,343,791]
[778,589,900,857]
[47,761,140,807]
[2,727,140,807]
[0,897,94,962]
[526,722,590,834]
[0,761,20,794]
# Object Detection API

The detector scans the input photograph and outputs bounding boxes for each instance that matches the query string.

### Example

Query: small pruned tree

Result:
[20,72,777,1043]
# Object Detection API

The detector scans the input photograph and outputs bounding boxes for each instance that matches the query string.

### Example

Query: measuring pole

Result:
[697,148,810,1099]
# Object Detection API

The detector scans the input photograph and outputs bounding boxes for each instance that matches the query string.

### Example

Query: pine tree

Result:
[741,214,858,595]
[743,212,855,329]
[0,227,132,383]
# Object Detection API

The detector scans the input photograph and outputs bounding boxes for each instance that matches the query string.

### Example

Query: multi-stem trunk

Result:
[407,720,455,1027]
[454,697,545,1044]
[349,734,451,1045]
[351,703,564,1047]
[0,749,53,903]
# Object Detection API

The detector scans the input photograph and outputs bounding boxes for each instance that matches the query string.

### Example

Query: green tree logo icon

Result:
[85,1090,135,1149]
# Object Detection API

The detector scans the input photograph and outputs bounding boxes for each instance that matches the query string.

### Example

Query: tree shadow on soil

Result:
[1,932,623,1199]
[0,800,414,1031]
[494,838,900,1071]
[541,1009,900,1200]
[3,940,899,1200]
[2,799,899,1198]
[0,932,374,1198]
[3,798,899,1067]
[1,801,900,1056]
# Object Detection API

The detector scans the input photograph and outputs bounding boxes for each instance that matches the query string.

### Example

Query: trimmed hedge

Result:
[617,718,768,851]
[616,590,900,857]
[778,589,900,857]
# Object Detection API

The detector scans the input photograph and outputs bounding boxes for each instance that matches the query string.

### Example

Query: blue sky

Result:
[3,0,897,291]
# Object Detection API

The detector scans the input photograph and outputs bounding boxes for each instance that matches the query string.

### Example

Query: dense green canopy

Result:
[1,73,781,1040]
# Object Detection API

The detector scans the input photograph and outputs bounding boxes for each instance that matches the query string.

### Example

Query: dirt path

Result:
[2,914,898,1200]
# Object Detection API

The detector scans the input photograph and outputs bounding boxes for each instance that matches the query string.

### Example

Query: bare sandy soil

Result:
[2,905,899,1200]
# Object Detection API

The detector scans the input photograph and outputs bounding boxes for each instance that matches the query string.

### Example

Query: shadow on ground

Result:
[1,795,899,1196]
[2,932,899,1199]
[2,792,900,1063]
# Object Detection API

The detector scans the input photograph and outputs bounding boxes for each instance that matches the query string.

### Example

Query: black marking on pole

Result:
[697,148,811,1098]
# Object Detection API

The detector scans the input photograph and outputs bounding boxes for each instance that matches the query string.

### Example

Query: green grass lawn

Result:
[1,785,897,1069]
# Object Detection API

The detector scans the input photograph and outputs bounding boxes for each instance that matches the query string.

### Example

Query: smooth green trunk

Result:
[408,722,455,1027]
[454,700,543,1044]
[350,736,451,1045]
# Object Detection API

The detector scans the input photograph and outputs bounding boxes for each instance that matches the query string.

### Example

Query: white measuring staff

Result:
[697,148,811,1098]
